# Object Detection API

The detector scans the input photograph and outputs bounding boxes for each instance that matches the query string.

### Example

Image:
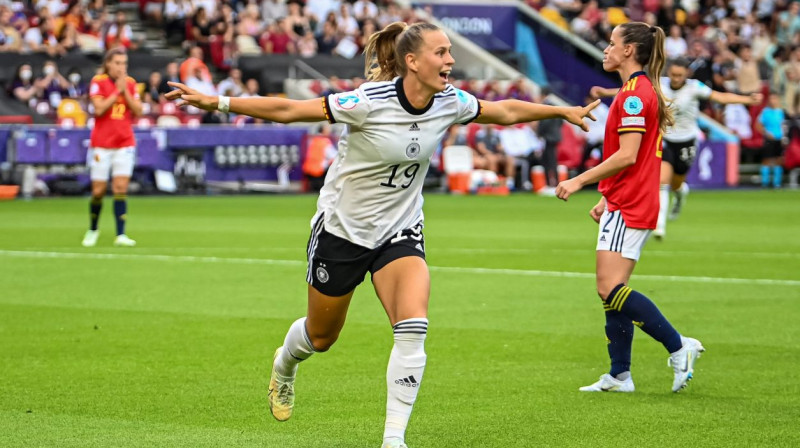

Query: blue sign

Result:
[417,4,517,51]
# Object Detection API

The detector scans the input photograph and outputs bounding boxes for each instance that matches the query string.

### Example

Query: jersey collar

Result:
[629,71,647,80]
[395,77,434,115]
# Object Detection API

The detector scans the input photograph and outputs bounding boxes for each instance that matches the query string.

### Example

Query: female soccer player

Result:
[555,23,704,394]
[81,47,142,247]
[167,22,598,448]
[591,58,762,239]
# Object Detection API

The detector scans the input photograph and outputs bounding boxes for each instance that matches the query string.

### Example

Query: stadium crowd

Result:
[3,0,800,188]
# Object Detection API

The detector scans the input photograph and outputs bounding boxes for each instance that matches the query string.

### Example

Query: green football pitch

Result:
[1,190,798,447]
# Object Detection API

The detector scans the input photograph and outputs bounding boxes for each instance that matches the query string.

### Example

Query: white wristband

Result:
[217,96,230,113]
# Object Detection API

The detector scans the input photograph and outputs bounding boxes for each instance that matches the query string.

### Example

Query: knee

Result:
[307,331,339,352]
[596,283,616,301]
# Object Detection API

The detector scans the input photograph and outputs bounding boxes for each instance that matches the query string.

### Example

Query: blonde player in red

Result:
[82,47,142,247]
[555,22,705,393]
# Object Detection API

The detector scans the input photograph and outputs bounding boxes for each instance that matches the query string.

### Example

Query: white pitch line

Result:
[1,250,798,287]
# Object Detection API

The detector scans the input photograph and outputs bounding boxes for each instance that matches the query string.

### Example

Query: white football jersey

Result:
[313,77,481,249]
[660,77,713,142]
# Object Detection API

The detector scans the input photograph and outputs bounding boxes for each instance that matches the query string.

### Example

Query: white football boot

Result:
[669,182,690,221]
[268,347,295,421]
[669,336,704,392]
[113,234,137,247]
[579,373,635,392]
[381,438,409,448]
[82,230,100,247]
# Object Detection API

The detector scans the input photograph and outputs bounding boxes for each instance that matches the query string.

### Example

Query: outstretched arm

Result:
[476,99,600,131]
[709,91,762,105]
[166,81,326,123]
[555,132,642,201]
[590,86,619,99]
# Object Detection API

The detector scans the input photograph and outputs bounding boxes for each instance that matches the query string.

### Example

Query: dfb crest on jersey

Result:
[406,142,421,159]
[623,96,643,115]
[335,94,360,110]
[316,266,329,283]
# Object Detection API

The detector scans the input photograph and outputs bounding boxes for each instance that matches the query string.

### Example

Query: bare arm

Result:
[590,86,620,99]
[13,85,41,102]
[477,99,599,131]
[555,132,642,201]
[91,92,121,117]
[709,91,762,105]
[166,81,326,122]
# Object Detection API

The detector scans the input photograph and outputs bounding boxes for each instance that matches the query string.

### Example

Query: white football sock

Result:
[676,182,689,201]
[275,317,316,378]
[384,318,428,443]
[656,183,669,234]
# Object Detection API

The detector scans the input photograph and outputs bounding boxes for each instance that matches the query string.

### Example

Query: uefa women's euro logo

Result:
[335,94,360,110]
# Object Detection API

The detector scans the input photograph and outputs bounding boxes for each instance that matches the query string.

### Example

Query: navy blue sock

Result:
[89,197,102,231]
[113,194,127,236]
[606,284,682,353]
[604,307,633,377]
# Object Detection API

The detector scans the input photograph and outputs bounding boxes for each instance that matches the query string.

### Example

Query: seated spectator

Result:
[25,16,66,57]
[475,125,517,189]
[159,61,181,95]
[336,3,359,37]
[316,20,339,54]
[0,7,22,52]
[353,0,378,22]
[665,24,687,59]
[185,66,217,96]
[260,18,296,54]
[305,0,341,25]
[241,78,261,97]
[179,46,212,83]
[217,68,245,97]
[297,29,318,58]
[262,0,288,26]
[105,11,132,49]
[144,70,163,106]
[38,60,70,108]
[236,4,263,38]
[65,67,88,102]
[163,0,190,43]
[8,64,43,106]
[286,1,311,37]
[357,18,378,51]
[444,124,498,173]
[736,45,761,95]
[506,78,534,102]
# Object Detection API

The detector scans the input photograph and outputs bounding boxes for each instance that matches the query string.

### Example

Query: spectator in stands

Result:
[304,0,340,25]
[444,124,498,173]
[353,0,378,22]
[186,66,217,96]
[357,18,378,51]
[262,0,288,25]
[217,68,245,97]
[190,7,212,51]
[8,63,43,105]
[376,2,402,29]
[316,19,339,54]
[664,24,687,59]
[237,4,264,38]
[506,78,534,102]
[687,40,713,87]
[241,78,261,97]
[105,11,133,50]
[776,1,800,46]
[0,6,22,52]
[475,125,517,189]
[736,45,762,95]
[65,67,88,102]
[536,97,563,187]
[144,70,163,106]
[261,18,296,54]
[25,16,65,57]
[286,1,311,37]
[180,46,212,83]
[336,3,359,37]
[159,61,181,95]
[757,92,787,188]
[62,1,88,32]
[163,0,190,43]
[297,29,318,57]
[38,60,70,108]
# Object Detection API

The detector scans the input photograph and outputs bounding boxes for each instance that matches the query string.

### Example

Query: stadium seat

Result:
[156,115,181,128]
[135,116,155,129]
[556,123,585,170]
[57,99,88,127]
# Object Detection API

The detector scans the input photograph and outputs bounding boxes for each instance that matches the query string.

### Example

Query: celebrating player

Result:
[81,47,142,247]
[591,57,762,239]
[167,21,598,448]
[556,23,705,393]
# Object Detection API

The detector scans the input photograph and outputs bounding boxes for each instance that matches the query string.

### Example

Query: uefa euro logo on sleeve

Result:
[335,94,360,110]
[623,96,643,115]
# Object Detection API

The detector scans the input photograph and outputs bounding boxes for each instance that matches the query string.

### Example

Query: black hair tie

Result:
[649,27,657,33]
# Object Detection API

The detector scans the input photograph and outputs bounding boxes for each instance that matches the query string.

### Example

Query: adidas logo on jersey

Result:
[395,375,419,387]
[409,122,420,131]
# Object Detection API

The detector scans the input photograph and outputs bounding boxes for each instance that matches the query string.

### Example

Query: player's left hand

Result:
[555,177,582,201]
[115,75,127,93]
[165,81,217,111]
[564,99,600,132]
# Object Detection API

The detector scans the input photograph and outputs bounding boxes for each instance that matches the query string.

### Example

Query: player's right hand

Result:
[589,200,605,223]
[165,81,218,111]
[589,86,605,100]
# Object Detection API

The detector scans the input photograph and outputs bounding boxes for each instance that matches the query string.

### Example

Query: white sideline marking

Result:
[2,249,799,287]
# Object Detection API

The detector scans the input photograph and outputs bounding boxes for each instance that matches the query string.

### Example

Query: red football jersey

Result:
[89,74,138,148]
[598,72,663,229]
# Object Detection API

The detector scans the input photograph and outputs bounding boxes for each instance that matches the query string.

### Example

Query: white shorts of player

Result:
[596,208,651,261]
[88,147,136,181]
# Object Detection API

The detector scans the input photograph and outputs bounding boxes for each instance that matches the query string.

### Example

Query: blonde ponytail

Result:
[363,21,442,82]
